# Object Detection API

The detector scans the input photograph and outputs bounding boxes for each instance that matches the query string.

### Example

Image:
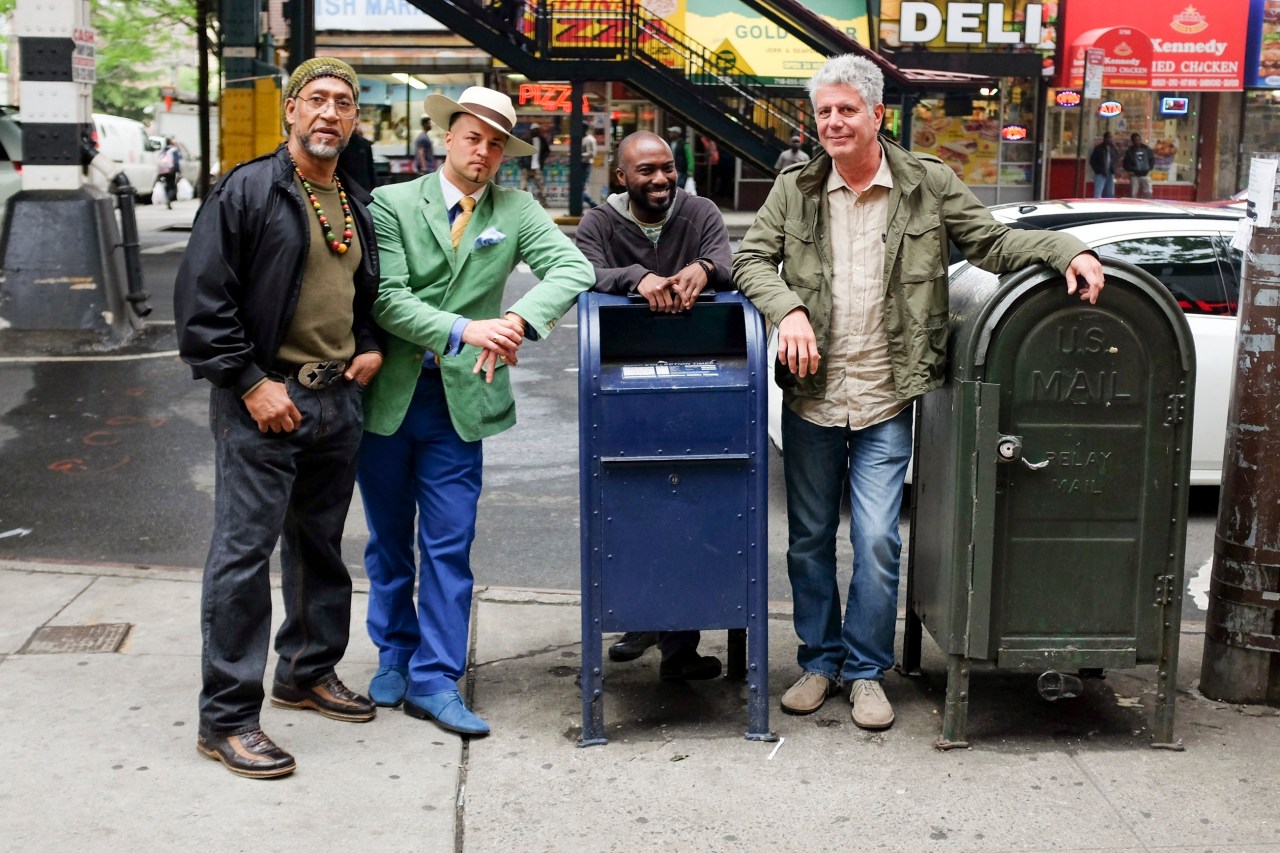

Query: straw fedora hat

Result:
[424,86,535,156]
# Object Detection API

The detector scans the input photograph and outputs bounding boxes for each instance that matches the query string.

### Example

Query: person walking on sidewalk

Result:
[733,53,1104,730]
[1123,132,1155,199]
[575,130,735,678]
[357,86,592,737]
[174,57,384,779]
[157,137,181,208]
[414,115,437,175]
[666,125,693,192]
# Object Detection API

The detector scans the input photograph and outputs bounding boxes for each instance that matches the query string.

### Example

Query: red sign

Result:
[1057,0,1250,90]
[517,83,590,114]
[1055,90,1082,106]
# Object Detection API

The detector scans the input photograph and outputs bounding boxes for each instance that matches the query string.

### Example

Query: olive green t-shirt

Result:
[276,173,363,365]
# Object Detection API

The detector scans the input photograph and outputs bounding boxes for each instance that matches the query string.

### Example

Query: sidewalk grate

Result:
[19,624,132,655]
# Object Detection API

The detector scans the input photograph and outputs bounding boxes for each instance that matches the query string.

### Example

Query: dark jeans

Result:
[160,172,178,204]
[198,377,364,734]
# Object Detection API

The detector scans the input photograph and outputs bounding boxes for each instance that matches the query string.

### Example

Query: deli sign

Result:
[1058,0,1250,90]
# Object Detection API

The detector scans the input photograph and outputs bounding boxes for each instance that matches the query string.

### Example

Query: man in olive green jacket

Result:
[358,86,592,736]
[733,54,1104,731]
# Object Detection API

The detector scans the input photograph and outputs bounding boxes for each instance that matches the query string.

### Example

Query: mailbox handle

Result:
[996,435,1049,471]
[600,454,750,464]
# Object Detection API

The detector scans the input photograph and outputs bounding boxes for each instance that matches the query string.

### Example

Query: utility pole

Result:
[1200,151,1280,706]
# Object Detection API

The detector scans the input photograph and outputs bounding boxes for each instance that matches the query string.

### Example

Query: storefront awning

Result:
[1063,26,1153,89]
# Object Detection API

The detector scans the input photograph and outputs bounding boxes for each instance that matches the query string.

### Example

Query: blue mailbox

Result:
[577,291,774,745]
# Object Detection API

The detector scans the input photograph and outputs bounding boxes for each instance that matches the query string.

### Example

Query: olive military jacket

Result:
[732,139,1090,402]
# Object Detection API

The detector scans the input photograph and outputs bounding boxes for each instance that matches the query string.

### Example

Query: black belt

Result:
[272,360,347,390]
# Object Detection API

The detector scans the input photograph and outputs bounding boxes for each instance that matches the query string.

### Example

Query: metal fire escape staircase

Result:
[405,0,814,172]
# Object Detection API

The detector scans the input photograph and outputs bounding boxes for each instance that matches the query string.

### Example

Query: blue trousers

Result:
[781,404,913,682]
[199,379,363,733]
[357,370,483,695]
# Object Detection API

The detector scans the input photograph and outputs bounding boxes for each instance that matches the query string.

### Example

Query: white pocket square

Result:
[474,226,506,248]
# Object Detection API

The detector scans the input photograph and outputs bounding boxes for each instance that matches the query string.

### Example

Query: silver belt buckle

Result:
[297,360,346,389]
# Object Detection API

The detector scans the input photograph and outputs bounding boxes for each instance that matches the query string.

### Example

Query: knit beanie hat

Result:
[282,57,359,130]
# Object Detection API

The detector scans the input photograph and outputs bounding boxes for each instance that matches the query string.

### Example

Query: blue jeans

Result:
[198,378,364,733]
[781,404,913,682]
[582,163,596,208]
[357,370,483,695]
[1093,173,1115,198]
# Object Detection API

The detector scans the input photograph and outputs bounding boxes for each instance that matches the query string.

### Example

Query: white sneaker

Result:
[849,679,894,729]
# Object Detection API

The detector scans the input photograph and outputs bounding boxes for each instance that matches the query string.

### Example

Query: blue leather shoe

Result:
[403,690,490,736]
[368,665,409,708]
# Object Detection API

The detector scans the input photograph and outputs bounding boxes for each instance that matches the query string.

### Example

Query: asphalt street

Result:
[0,200,1221,620]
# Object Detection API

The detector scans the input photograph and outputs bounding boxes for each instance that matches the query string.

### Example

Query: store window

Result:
[1238,90,1280,189]
[908,78,1036,200]
[1047,89,1200,187]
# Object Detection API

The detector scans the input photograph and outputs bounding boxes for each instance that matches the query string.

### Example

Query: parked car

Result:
[0,106,23,234]
[767,198,1247,487]
[89,113,161,199]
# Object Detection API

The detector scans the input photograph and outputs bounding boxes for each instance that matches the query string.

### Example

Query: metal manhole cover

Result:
[19,623,132,654]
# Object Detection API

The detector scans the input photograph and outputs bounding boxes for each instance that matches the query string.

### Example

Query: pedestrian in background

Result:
[580,121,598,209]
[357,86,592,737]
[734,53,1104,732]
[414,115,436,175]
[339,124,378,193]
[157,136,181,209]
[774,135,810,171]
[523,124,546,203]
[1123,132,1155,199]
[666,125,692,193]
[175,57,384,780]
[1089,131,1119,198]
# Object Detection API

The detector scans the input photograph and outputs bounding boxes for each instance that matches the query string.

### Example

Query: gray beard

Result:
[300,131,346,160]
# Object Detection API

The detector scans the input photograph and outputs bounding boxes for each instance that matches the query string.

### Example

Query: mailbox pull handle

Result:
[996,435,1049,471]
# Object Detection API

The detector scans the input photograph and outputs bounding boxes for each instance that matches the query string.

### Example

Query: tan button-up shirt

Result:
[788,147,908,430]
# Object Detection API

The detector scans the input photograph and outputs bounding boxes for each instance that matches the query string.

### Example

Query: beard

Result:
[299,129,347,160]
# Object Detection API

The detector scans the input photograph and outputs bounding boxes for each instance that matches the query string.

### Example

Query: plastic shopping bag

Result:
[151,181,167,205]
[176,177,195,201]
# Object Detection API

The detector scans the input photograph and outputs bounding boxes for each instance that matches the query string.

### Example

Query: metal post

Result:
[1200,152,1280,707]
[568,80,584,218]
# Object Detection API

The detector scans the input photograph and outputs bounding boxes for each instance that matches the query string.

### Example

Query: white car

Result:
[766,199,1247,487]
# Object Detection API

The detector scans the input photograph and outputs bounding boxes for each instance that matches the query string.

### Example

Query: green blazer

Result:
[364,173,593,441]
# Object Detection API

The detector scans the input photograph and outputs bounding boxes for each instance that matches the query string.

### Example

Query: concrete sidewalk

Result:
[2,558,1278,853]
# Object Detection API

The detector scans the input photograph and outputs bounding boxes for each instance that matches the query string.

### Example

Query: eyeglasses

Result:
[295,95,358,119]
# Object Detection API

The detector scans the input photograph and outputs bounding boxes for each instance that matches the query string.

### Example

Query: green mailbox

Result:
[904,259,1194,750]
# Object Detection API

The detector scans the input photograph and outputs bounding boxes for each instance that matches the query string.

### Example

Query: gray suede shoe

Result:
[849,679,894,730]
[780,672,835,715]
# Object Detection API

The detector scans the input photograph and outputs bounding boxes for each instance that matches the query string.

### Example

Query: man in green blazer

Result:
[358,86,593,736]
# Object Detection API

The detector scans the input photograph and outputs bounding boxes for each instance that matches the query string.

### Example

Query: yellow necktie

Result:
[451,196,475,251]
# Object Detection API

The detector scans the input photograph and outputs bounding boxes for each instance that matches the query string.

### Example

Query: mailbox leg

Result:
[744,623,777,742]
[579,594,607,746]
[902,608,923,675]
[727,628,747,680]
[936,654,971,750]
[1150,616,1185,751]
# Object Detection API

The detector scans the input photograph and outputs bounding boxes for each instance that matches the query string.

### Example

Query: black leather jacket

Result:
[174,145,382,394]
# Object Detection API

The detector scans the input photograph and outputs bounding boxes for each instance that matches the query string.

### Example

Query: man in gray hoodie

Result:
[575,130,734,678]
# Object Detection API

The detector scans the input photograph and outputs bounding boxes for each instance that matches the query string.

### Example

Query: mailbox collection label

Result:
[620,361,721,379]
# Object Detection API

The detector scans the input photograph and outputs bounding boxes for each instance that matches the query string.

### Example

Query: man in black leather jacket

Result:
[175,57,385,780]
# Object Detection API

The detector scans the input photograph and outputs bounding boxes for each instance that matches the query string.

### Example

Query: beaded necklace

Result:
[292,160,354,254]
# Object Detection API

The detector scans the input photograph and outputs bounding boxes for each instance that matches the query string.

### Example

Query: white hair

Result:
[806,54,885,112]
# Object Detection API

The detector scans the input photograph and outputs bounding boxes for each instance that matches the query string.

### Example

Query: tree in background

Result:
[0,0,200,121]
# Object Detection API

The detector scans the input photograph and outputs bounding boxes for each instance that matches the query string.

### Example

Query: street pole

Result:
[1200,151,1280,706]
